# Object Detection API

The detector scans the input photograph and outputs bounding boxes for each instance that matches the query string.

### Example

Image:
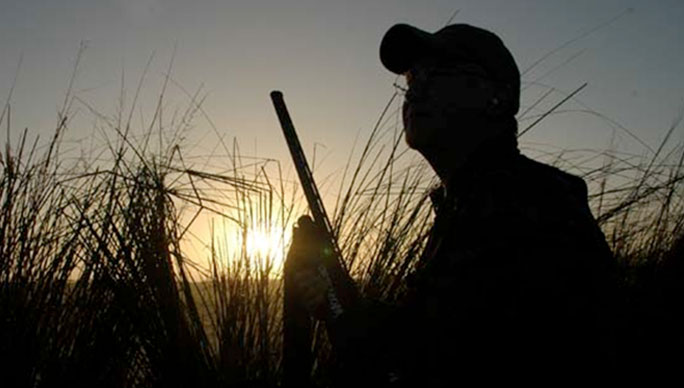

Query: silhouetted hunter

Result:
[287,23,618,385]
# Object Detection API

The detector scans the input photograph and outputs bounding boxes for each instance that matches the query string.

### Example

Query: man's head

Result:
[380,24,520,167]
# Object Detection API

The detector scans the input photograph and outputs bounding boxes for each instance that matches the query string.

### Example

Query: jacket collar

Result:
[430,133,520,212]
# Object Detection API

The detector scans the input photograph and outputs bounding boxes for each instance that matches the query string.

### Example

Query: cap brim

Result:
[380,24,436,74]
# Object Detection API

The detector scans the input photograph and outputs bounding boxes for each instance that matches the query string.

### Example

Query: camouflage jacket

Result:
[337,147,618,385]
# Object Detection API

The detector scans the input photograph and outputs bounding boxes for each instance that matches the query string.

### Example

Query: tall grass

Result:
[0,105,224,386]
[0,61,274,385]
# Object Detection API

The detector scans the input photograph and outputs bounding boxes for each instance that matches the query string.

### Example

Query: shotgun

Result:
[271,91,360,387]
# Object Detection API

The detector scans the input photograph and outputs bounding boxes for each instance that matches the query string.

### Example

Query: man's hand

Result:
[293,268,329,317]
[285,215,331,319]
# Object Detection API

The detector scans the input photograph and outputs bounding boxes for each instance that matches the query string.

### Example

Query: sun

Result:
[199,216,292,277]
[244,224,288,268]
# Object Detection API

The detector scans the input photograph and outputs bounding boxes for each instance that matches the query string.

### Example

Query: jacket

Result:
[337,143,618,386]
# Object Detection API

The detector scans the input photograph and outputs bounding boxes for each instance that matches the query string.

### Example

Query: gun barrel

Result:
[270,91,335,243]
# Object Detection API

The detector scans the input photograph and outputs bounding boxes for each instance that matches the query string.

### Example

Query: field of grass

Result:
[1,68,683,386]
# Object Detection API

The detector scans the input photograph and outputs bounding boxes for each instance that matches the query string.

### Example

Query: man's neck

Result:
[439,132,520,197]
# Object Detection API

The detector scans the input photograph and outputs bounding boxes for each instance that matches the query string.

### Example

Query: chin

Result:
[404,120,443,152]
[404,126,422,150]
[404,118,427,149]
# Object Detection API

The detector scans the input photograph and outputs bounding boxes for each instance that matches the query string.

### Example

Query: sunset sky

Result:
[2,0,684,266]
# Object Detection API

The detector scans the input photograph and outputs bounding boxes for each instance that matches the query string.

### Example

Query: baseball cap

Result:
[380,23,520,115]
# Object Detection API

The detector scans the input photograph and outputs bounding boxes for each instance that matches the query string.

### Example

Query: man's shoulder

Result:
[516,155,588,198]
[478,154,589,207]
[462,154,593,231]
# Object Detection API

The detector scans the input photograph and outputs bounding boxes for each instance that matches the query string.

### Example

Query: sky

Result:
[2,0,684,157]
[1,0,684,268]
[2,0,683,158]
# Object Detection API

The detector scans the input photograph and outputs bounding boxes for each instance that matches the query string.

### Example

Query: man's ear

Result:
[485,88,513,117]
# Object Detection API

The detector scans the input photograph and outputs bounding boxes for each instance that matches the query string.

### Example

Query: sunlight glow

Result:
[244,225,287,267]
